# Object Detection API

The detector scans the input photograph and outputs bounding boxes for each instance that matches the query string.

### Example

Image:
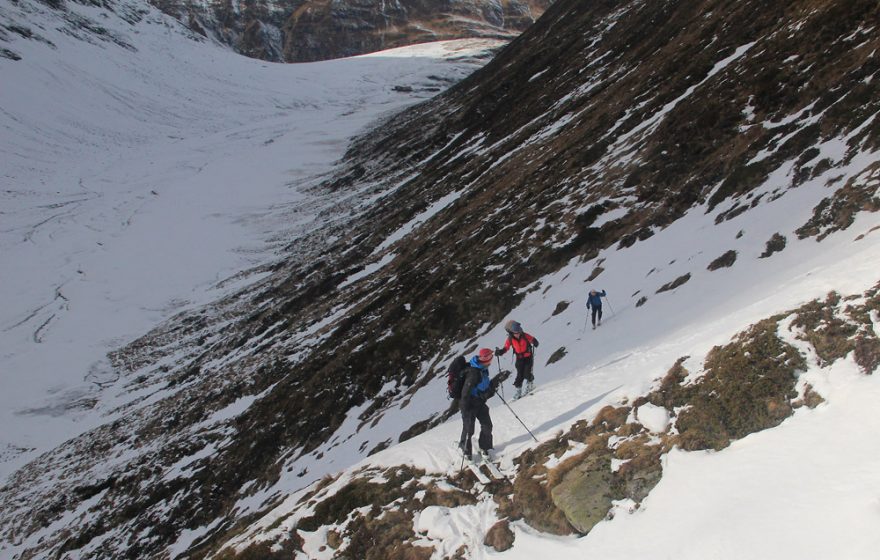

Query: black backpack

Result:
[446,355,468,399]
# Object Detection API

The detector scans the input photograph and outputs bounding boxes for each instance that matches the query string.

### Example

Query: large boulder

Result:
[550,454,615,534]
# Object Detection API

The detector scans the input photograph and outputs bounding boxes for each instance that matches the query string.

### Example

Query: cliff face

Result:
[152,0,552,61]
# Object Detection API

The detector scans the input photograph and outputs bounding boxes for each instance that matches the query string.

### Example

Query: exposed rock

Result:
[793,383,826,409]
[546,346,566,365]
[622,461,663,504]
[796,162,880,241]
[656,273,692,294]
[550,454,614,534]
[0,47,21,60]
[853,334,880,374]
[551,300,570,316]
[760,233,787,258]
[483,519,515,551]
[150,0,552,62]
[707,250,737,271]
[326,529,342,549]
[674,317,805,451]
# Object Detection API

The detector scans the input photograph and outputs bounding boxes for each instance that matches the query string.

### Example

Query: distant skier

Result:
[586,289,607,329]
[458,348,500,462]
[496,320,539,400]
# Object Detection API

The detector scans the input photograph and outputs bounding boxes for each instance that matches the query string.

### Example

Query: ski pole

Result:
[496,392,539,442]
[603,294,615,316]
[582,314,589,334]
[496,355,505,399]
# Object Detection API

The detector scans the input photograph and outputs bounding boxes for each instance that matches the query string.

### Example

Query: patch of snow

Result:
[633,403,670,434]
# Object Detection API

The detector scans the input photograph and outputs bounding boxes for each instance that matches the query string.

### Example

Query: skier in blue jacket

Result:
[458,348,498,462]
[586,289,607,329]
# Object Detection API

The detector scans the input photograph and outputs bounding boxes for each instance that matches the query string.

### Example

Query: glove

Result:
[495,347,504,355]
[486,374,506,399]
[532,340,539,348]
[491,370,511,386]
[489,376,501,392]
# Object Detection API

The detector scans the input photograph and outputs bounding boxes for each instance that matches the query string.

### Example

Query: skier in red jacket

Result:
[496,320,539,400]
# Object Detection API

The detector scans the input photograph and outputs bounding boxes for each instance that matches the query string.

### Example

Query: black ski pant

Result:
[590,306,603,326]
[513,356,534,388]
[459,398,492,457]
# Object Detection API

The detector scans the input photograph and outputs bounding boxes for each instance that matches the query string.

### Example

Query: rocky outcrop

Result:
[151,0,552,62]
[550,454,615,534]
[241,286,879,558]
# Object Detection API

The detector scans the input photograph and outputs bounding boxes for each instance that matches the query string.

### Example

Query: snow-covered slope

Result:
[232,228,880,560]
[1,0,879,558]
[0,0,501,479]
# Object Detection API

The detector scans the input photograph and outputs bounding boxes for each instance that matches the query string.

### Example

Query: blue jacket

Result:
[466,356,491,398]
[586,290,606,309]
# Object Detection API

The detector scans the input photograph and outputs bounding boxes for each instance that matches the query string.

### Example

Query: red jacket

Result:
[502,333,537,358]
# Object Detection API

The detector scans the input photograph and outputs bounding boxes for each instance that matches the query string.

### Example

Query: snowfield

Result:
[0,0,503,481]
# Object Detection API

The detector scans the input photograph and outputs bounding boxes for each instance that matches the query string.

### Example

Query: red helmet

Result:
[477,348,494,365]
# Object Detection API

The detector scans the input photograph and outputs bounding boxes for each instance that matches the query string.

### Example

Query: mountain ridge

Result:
[150,0,552,61]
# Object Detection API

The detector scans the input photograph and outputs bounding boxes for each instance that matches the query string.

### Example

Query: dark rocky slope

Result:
[151,0,552,61]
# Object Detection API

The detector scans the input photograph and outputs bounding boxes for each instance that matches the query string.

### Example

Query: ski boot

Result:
[512,386,522,400]
[526,380,535,395]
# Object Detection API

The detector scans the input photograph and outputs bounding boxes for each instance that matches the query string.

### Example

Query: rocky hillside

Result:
[1,0,879,558]
[150,0,552,61]
[217,285,879,558]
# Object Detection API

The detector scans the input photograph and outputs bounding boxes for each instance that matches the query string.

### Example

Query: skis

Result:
[456,444,506,482]
[511,384,536,401]
[480,458,505,479]
[465,461,491,484]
